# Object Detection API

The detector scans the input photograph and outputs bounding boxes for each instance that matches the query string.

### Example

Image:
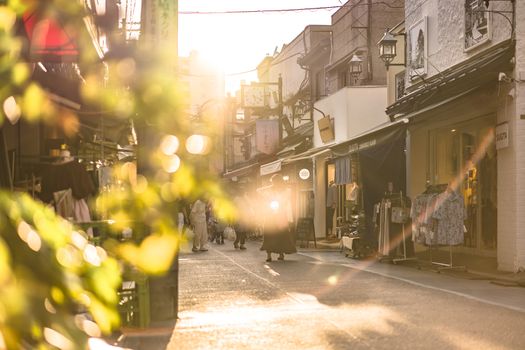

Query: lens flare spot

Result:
[75,315,102,338]
[327,275,338,286]
[84,244,101,266]
[270,200,280,211]
[17,221,31,242]
[44,298,57,314]
[44,327,73,350]
[71,231,88,250]
[26,230,42,252]
[160,135,180,155]
[57,246,75,267]
[3,96,21,124]
[162,154,181,173]
[186,134,210,155]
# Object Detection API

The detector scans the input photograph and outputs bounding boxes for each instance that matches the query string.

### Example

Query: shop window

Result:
[430,121,497,251]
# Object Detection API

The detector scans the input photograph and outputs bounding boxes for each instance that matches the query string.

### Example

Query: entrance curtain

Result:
[334,156,352,185]
[359,127,407,244]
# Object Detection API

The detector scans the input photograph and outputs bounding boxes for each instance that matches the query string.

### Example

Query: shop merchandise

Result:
[432,190,465,245]
[411,185,465,246]
[374,192,413,258]
[40,158,96,233]
[410,192,439,244]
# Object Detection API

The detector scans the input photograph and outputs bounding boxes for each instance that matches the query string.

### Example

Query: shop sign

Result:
[495,122,509,150]
[256,119,280,155]
[318,115,334,143]
[260,160,281,176]
[142,0,178,45]
[299,168,311,180]
[347,138,377,154]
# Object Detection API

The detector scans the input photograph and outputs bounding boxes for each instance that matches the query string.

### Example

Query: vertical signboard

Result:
[495,122,509,150]
[256,119,280,155]
[141,0,178,56]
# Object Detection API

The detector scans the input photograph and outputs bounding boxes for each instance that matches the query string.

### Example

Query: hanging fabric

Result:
[334,156,352,185]
[360,127,407,243]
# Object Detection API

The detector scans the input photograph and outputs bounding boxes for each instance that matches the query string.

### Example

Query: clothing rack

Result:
[393,221,417,265]
[377,191,417,265]
[430,243,466,272]
[423,184,466,272]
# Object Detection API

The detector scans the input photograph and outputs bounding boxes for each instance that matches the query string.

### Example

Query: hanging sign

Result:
[260,160,282,176]
[299,168,311,180]
[495,122,509,150]
[256,119,280,155]
[318,115,334,143]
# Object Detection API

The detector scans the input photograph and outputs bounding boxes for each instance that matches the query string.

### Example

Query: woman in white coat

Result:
[190,199,208,252]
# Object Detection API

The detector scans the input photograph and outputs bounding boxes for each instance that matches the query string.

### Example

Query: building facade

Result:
[387,0,523,272]
[310,0,405,240]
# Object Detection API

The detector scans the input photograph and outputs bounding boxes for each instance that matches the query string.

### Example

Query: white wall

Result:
[313,86,389,148]
[404,0,514,91]
[497,0,525,272]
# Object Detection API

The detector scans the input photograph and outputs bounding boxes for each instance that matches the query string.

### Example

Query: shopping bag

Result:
[223,226,236,241]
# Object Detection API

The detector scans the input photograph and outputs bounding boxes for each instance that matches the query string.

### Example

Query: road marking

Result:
[211,247,372,347]
[299,253,525,314]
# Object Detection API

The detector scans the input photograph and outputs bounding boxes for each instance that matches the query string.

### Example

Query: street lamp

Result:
[378,29,406,69]
[349,54,363,83]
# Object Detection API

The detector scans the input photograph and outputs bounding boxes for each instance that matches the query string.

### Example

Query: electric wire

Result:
[179,1,403,15]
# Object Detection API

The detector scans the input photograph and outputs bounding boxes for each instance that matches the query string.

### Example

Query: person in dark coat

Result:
[260,175,296,262]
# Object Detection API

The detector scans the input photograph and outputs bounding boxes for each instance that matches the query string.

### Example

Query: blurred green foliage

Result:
[0,1,235,348]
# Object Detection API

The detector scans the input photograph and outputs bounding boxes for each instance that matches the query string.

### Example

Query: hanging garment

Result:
[346,182,359,201]
[411,193,439,245]
[377,199,391,257]
[41,161,95,202]
[432,191,465,245]
[53,188,74,219]
[73,198,93,237]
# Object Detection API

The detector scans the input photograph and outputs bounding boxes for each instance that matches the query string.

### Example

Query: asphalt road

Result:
[124,240,525,350]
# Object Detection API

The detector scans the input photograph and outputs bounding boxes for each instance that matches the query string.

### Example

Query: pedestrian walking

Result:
[259,175,296,262]
[190,199,208,252]
[232,190,253,250]
[207,200,222,244]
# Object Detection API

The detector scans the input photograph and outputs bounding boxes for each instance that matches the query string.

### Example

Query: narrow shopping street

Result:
[120,241,525,350]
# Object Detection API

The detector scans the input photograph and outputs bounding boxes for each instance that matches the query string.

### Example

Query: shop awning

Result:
[21,11,80,61]
[259,144,332,177]
[331,119,407,157]
[387,40,514,119]
[223,162,260,179]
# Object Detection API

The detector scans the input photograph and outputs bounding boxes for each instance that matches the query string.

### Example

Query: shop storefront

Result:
[407,95,498,257]
[312,122,407,245]
[386,40,515,268]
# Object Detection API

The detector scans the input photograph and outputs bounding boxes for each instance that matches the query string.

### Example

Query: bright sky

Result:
[179,0,344,94]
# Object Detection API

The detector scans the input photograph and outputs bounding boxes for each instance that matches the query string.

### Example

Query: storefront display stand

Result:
[392,223,420,267]
[430,244,466,273]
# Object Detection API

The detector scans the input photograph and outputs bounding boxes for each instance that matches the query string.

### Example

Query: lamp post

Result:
[378,29,406,69]
[349,54,363,83]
